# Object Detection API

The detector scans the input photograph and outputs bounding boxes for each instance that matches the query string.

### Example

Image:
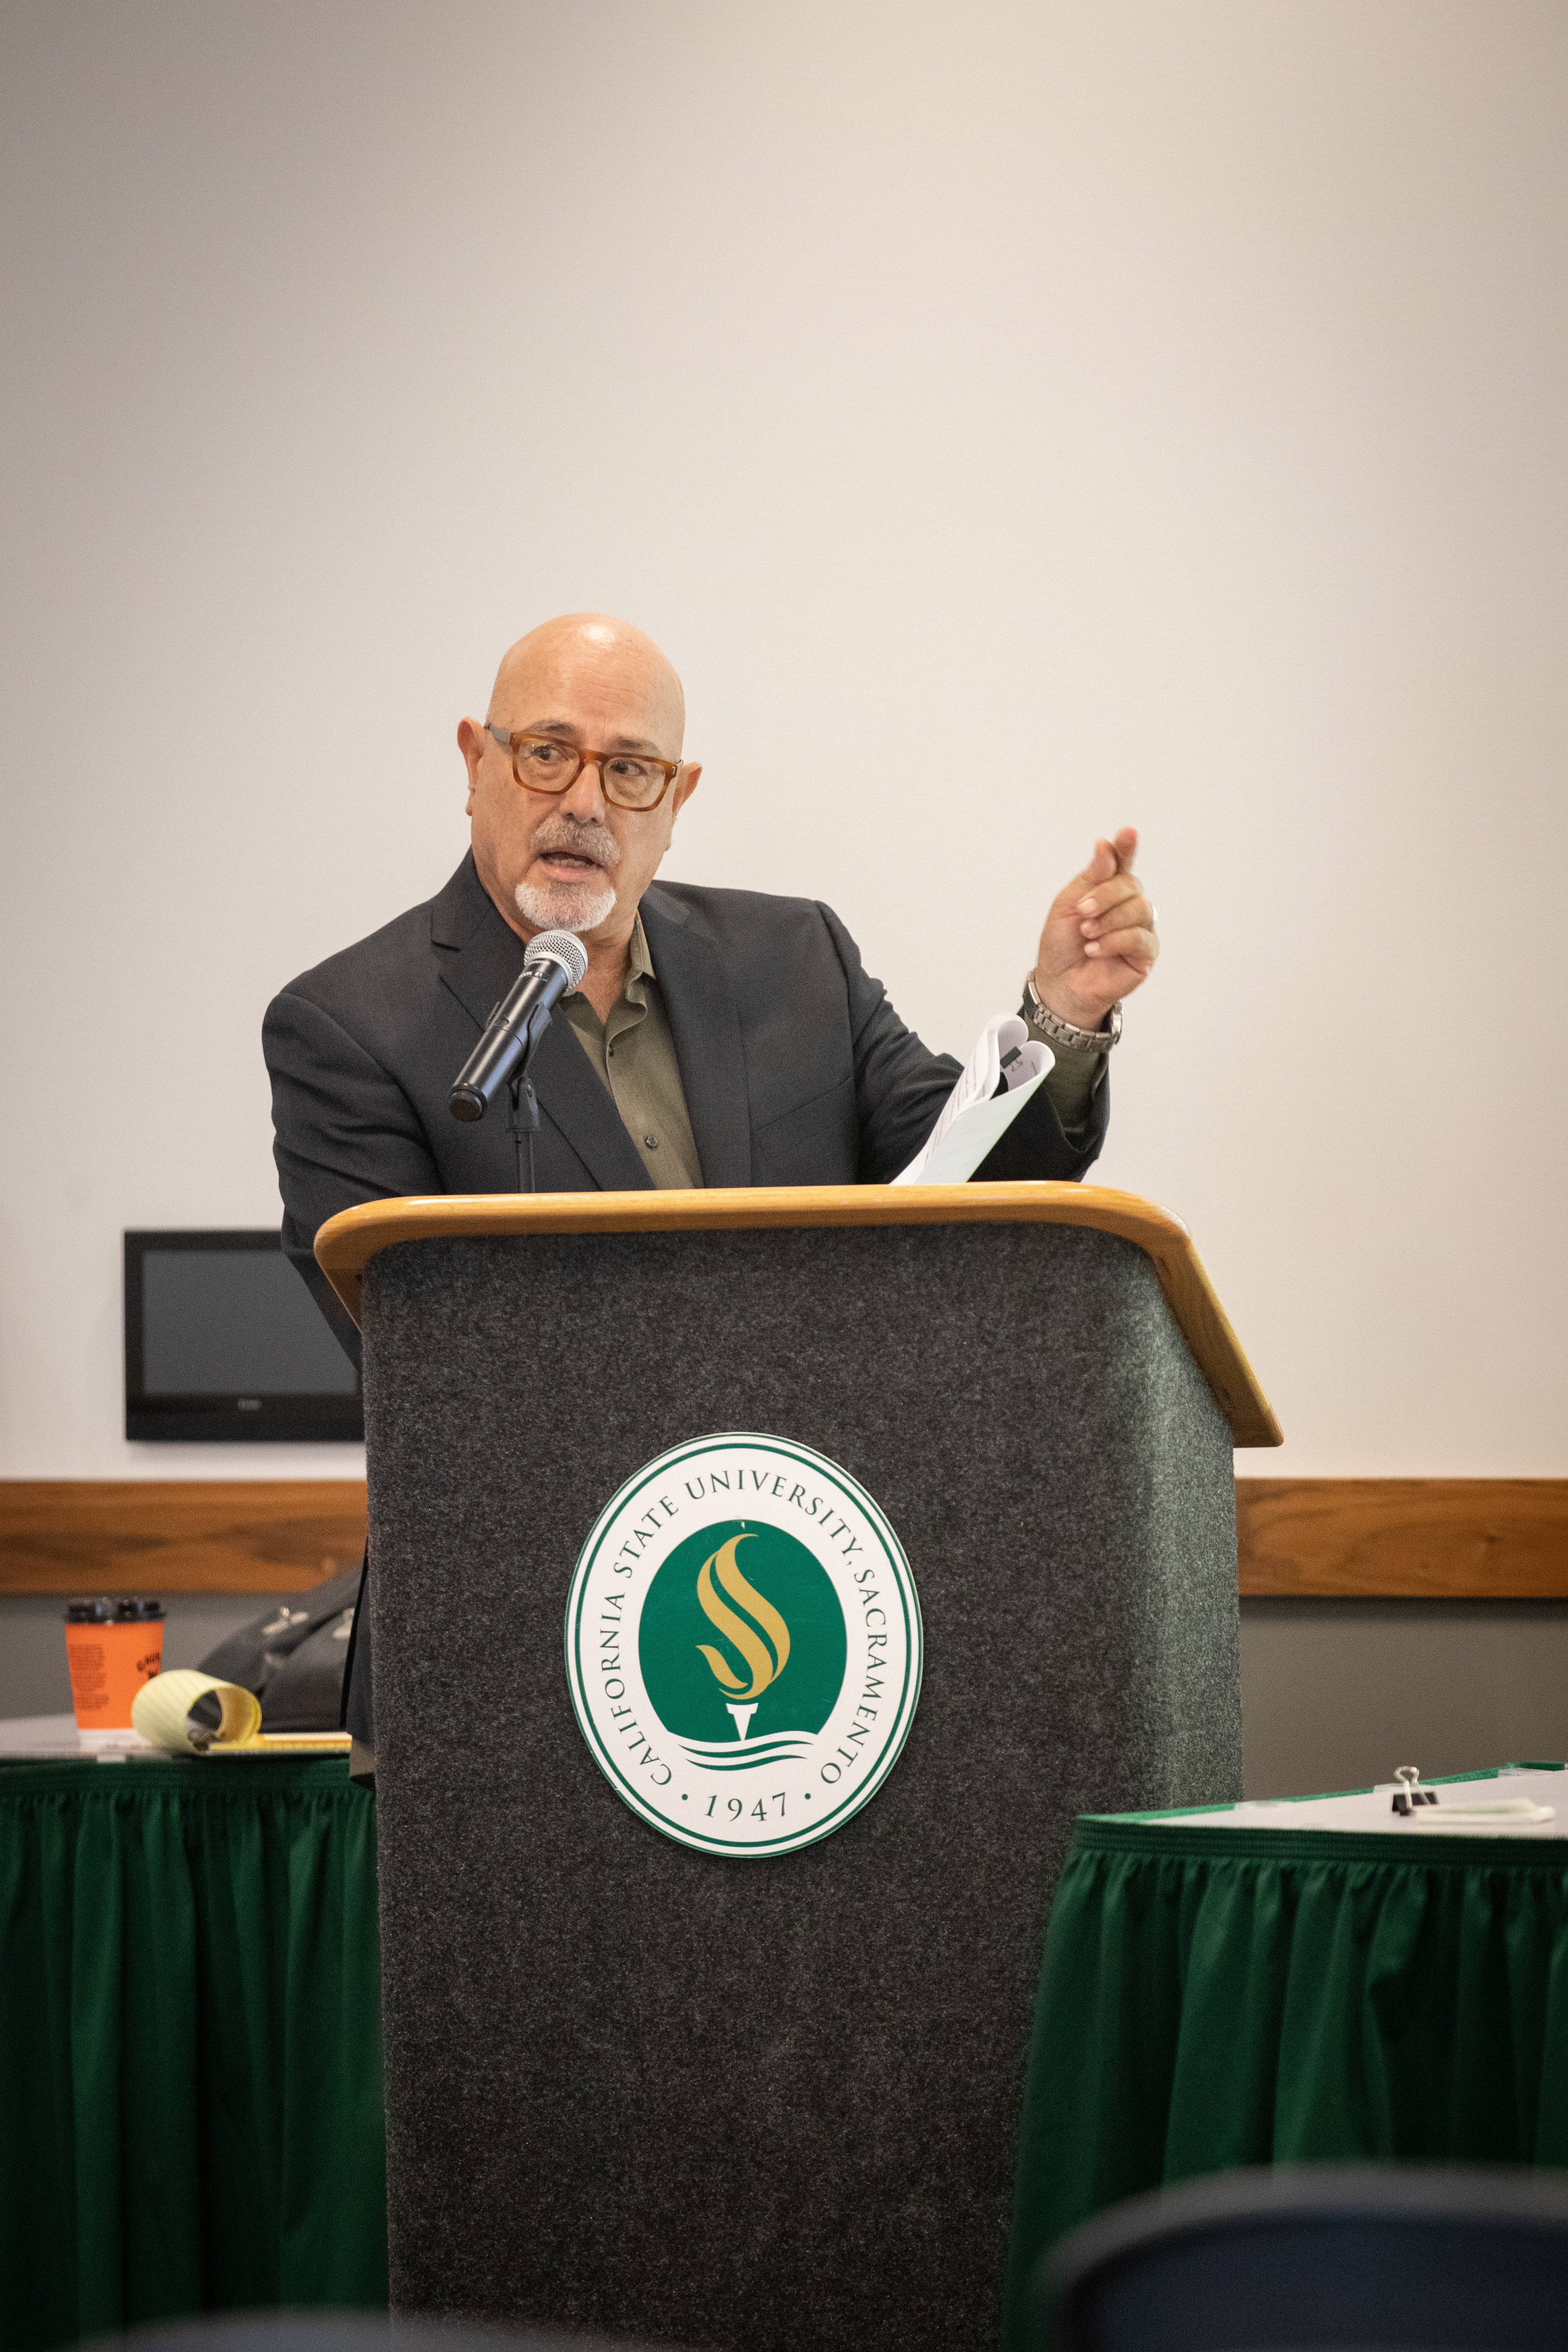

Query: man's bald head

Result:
[489,613,686,757]
[459,611,702,962]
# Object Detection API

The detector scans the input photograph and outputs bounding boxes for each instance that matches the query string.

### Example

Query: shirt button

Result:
[644,1136,658,1150]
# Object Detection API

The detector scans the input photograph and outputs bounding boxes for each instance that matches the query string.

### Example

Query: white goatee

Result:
[515,876,618,936]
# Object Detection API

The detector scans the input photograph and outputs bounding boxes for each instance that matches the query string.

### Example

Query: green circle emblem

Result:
[565,1433,922,1856]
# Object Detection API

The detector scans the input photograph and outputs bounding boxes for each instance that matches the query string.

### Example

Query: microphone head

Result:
[524,929,589,989]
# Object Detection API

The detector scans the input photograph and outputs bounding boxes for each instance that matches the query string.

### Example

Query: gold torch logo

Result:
[695,1533,791,1741]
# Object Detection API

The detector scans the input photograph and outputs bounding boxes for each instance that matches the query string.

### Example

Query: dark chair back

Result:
[1042,2166,1568,2352]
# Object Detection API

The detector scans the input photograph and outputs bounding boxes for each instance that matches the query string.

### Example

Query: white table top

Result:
[0,1712,351,1762]
[1149,1766,1567,1838]
[0,1712,153,1757]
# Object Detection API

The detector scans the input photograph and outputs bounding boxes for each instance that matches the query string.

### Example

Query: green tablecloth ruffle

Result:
[0,1758,386,2352]
[1001,1815,1568,2352]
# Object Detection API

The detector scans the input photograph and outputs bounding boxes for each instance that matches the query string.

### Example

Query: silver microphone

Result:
[447,929,590,1123]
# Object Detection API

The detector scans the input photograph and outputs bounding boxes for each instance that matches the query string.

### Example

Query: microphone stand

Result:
[505,1001,550,1192]
[446,933,587,1185]
[506,1070,539,1194]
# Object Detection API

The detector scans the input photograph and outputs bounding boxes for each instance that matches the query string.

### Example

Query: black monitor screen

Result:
[125,1230,363,1441]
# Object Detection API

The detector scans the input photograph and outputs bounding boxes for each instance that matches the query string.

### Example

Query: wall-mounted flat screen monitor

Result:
[124,1229,363,1442]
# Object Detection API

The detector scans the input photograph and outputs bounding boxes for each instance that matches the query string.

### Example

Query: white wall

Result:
[2,0,1563,1481]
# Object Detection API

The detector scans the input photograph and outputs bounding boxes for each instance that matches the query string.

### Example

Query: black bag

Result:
[198,1563,363,1731]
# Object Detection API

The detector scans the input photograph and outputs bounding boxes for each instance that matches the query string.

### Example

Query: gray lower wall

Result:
[1239,1599,1568,1794]
[0,1594,297,1718]
[4,1594,1565,1793]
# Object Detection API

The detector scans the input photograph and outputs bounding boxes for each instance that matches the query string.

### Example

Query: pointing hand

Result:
[1031,827,1158,1033]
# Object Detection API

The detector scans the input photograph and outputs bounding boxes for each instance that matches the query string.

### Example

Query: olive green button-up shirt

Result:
[560,916,704,1188]
[560,913,1106,1186]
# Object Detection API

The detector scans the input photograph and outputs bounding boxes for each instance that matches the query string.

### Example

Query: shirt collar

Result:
[566,912,657,1005]
[628,911,656,983]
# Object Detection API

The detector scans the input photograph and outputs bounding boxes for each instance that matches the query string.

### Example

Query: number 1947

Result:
[706,1792,786,1820]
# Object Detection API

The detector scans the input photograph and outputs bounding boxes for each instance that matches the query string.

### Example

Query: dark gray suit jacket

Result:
[266,852,1109,1753]
[264,851,1108,1326]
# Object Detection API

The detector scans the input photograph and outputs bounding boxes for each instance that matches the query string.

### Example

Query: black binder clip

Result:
[1392,1765,1438,1816]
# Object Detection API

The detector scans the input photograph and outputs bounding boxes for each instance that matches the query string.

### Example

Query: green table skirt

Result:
[19,1766,1568,2352]
[0,1758,386,2352]
[1001,1816,1568,2351]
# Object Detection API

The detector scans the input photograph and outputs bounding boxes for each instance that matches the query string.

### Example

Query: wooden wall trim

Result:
[1,1478,1563,1599]
[1237,1478,1568,1599]
[0,1482,368,1594]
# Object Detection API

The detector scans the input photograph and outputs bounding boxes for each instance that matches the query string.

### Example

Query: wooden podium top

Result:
[315,1182,1282,1447]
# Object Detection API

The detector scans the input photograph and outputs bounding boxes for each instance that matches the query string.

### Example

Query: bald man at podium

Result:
[264,609,1159,1334]
[263,613,1160,1772]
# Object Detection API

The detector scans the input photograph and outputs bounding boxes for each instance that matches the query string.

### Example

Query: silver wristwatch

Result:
[1025,973,1122,1052]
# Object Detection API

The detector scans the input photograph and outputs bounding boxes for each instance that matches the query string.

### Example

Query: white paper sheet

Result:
[892,1015,1054,1187]
[1143,1767,1566,1837]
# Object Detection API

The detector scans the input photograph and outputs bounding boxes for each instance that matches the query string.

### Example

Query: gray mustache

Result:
[533,819,622,870]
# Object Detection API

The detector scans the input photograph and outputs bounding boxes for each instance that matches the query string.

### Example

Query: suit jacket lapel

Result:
[527,1019,654,1190]
[430,855,651,1192]
[642,887,753,1187]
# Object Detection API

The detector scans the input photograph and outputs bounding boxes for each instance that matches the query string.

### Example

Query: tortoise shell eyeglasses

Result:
[485,726,682,812]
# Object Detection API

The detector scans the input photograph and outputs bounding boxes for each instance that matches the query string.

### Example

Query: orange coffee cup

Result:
[65,1598,166,1735]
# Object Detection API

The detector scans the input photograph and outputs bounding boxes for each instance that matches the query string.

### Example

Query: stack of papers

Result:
[893,1015,1054,1186]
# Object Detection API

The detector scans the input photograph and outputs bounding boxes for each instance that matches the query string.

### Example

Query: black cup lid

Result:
[65,1597,165,1621]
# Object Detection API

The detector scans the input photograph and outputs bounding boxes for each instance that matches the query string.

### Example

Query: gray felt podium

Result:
[316,1182,1279,2352]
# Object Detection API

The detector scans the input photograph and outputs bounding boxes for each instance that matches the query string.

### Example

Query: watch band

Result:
[1025,974,1122,1052]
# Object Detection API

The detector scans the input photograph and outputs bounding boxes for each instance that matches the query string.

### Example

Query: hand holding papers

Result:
[892,1015,1055,1186]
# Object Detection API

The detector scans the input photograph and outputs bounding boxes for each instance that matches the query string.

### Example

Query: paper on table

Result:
[1149,1768,1566,1837]
[892,1014,1054,1187]
[130,1671,352,1757]
[206,1731,352,1755]
[132,1668,262,1753]
[1410,1797,1556,1830]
